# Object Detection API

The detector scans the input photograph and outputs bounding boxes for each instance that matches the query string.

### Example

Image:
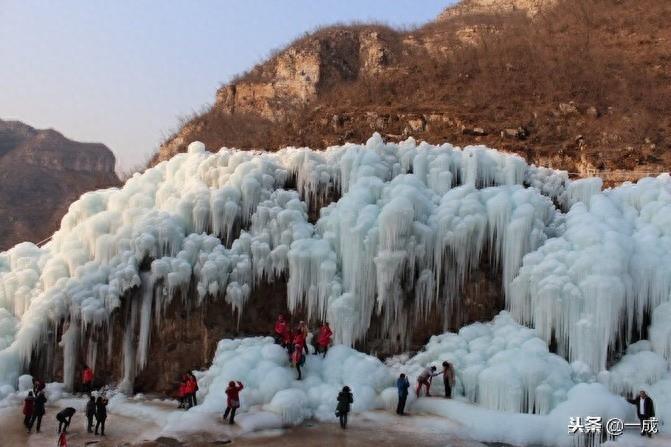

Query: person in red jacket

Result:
[223,381,244,424]
[274,315,289,347]
[317,322,333,357]
[178,376,188,409]
[22,391,35,431]
[82,365,94,395]
[293,328,306,355]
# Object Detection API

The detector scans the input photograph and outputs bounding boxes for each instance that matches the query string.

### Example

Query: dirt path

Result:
[0,404,160,447]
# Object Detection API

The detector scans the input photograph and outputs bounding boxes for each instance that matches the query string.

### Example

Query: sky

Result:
[0,0,452,171]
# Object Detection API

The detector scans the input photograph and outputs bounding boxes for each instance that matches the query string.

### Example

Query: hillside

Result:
[0,119,120,250]
[153,0,671,183]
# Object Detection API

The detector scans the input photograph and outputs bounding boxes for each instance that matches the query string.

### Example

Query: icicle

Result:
[60,320,80,392]
[135,272,154,371]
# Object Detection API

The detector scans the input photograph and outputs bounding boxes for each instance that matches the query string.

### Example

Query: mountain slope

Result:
[0,119,120,250]
[153,0,670,183]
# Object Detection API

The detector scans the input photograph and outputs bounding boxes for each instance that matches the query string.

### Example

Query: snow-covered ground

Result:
[1,135,671,445]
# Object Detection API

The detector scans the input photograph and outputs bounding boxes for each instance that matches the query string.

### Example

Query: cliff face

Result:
[153,0,671,184]
[0,119,120,250]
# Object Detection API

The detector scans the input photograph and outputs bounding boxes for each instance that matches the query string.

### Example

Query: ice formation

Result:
[0,133,670,442]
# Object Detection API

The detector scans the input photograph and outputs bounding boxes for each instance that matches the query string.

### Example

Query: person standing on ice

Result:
[298,321,310,355]
[317,322,333,357]
[29,391,47,433]
[94,395,108,436]
[396,374,410,415]
[416,366,439,397]
[86,395,96,433]
[82,364,94,395]
[274,314,289,347]
[292,342,305,380]
[223,381,244,425]
[22,391,35,432]
[56,407,76,434]
[292,327,307,357]
[177,375,187,408]
[627,390,655,437]
[188,373,199,407]
[441,361,456,399]
[336,386,353,429]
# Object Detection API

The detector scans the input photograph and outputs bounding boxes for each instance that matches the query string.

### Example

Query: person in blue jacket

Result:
[396,373,410,415]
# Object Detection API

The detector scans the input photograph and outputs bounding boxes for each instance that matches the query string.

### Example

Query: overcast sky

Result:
[0,0,452,170]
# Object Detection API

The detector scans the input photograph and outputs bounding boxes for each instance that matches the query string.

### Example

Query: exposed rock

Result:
[558,102,579,116]
[0,119,119,250]
[438,0,558,19]
[586,106,600,118]
[463,126,488,136]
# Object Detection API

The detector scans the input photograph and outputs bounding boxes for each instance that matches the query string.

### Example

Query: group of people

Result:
[396,361,455,415]
[21,364,109,442]
[177,372,199,409]
[273,314,333,380]
[21,387,47,433]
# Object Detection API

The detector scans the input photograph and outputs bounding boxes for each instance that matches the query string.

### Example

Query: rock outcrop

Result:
[0,119,120,250]
[152,0,670,185]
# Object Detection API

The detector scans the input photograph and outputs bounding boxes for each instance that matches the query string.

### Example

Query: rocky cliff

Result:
[0,119,120,250]
[153,0,670,184]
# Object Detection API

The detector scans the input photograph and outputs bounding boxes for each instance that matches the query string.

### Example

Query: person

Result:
[442,361,456,399]
[416,366,439,397]
[223,381,244,424]
[56,407,76,434]
[274,314,289,346]
[30,391,47,433]
[95,395,108,436]
[293,327,307,357]
[317,322,333,357]
[188,373,199,407]
[82,364,94,394]
[336,386,353,429]
[178,376,188,409]
[298,321,310,355]
[22,391,35,432]
[183,373,195,409]
[32,378,45,395]
[86,395,96,433]
[627,390,655,437]
[396,373,410,415]
[292,343,304,380]
[57,432,68,447]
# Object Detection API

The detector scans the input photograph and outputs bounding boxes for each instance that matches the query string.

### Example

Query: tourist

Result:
[274,314,289,347]
[396,373,410,415]
[30,391,47,433]
[22,391,35,432]
[336,386,353,429]
[178,375,189,409]
[317,322,333,357]
[56,407,76,434]
[95,395,108,436]
[223,381,244,425]
[292,343,304,380]
[86,395,96,433]
[82,364,94,394]
[188,372,199,407]
[298,321,310,355]
[416,366,439,397]
[627,390,655,437]
[442,361,455,398]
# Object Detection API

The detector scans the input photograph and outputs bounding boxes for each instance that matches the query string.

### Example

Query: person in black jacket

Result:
[336,386,353,429]
[56,407,76,434]
[627,390,655,437]
[86,395,96,433]
[29,391,47,433]
[95,396,108,436]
